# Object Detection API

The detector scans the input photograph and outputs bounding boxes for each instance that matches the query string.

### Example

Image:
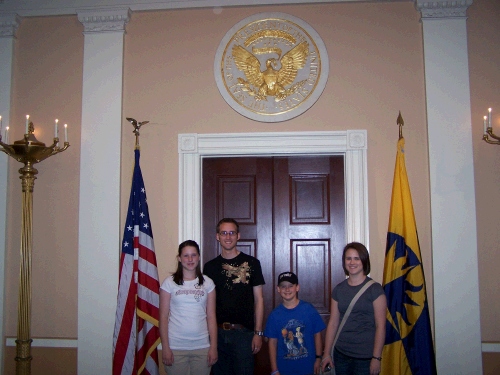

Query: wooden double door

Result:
[202,156,346,374]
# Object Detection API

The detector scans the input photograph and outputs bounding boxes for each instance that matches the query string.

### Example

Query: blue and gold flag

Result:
[381,137,437,375]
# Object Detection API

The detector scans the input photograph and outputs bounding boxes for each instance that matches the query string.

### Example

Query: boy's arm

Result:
[313,331,323,374]
[268,337,279,374]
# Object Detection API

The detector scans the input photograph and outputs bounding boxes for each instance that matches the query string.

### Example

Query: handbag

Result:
[322,279,375,374]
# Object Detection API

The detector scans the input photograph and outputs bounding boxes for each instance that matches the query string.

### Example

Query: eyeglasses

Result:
[218,231,238,237]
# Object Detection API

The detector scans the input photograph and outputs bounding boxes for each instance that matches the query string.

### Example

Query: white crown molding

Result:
[77,8,131,33]
[415,0,474,19]
[0,1,407,17]
[0,13,20,37]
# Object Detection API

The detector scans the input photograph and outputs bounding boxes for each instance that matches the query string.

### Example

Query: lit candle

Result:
[25,115,29,134]
[484,116,488,134]
[488,108,492,128]
[55,119,59,138]
[64,124,68,142]
[5,126,9,144]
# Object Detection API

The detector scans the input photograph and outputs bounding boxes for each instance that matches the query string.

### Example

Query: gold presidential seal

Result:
[214,13,329,122]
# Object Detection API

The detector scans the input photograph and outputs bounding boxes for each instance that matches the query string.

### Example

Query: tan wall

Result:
[2,0,498,373]
[122,1,430,290]
[467,0,500,371]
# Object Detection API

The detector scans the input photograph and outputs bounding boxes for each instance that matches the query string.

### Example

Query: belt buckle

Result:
[222,322,231,330]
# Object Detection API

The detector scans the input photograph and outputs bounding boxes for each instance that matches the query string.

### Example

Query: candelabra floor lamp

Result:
[0,120,69,375]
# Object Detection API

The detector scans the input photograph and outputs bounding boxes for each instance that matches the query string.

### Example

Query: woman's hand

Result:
[321,354,333,372]
[207,345,218,366]
[370,358,381,375]
[162,347,174,366]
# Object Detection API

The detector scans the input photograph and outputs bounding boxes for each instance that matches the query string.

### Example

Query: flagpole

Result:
[126,117,148,372]
[113,117,161,375]
[381,112,437,375]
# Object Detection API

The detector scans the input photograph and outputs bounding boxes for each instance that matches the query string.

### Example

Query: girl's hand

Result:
[162,347,174,366]
[207,346,218,366]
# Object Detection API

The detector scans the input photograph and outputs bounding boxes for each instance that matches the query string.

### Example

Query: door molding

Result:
[178,130,368,258]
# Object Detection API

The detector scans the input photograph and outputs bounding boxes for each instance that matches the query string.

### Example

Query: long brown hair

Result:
[342,242,371,276]
[172,240,204,286]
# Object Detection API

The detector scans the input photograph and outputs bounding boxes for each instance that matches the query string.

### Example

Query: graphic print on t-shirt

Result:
[281,319,308,360]
[221,261,250,288]
[174,282,205,302]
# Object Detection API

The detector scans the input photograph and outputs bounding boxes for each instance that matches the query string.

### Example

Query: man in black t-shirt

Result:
[203,218,265,375]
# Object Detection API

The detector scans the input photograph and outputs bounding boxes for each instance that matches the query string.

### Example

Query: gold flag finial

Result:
[397,111,404,139]
[126,117,149,149]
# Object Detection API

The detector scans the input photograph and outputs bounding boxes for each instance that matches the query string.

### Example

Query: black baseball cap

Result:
[277,272,298,285]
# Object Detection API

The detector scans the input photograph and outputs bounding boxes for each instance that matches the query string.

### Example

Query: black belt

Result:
[218,322,245,330]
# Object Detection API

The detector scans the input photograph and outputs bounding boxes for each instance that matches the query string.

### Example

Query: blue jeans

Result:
[212,327,254,375]
[333,348,371,375]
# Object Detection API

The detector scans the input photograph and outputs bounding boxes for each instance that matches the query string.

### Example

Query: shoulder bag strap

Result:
[332,279,375,348]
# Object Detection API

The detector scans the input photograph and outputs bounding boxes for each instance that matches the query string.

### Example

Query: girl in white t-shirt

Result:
[159,240,217,375]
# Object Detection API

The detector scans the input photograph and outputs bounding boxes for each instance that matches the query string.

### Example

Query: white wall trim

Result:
[5,338,78,348]
[0,0,383,16]
[178,130,369,256]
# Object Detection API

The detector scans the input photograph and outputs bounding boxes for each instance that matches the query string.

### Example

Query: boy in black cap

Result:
[264,272,326,375]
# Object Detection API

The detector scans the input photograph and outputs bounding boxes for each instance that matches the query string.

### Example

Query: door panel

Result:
[273,157,346,324]
[202,156,345,375]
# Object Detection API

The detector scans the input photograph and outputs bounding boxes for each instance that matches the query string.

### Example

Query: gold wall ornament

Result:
[214,12,329,122]
[0,119,69,375]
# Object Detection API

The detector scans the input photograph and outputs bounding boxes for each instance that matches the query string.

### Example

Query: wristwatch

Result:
[254,330,264,336]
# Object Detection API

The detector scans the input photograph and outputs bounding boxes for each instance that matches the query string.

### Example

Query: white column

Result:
[0,13,20,374]
[76,8,130,374]
[416,0,483,373]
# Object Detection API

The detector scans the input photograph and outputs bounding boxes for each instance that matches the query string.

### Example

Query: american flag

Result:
[113,149,161,375]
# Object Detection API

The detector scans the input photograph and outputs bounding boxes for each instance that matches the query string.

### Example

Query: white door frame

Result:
[178,130,369,254]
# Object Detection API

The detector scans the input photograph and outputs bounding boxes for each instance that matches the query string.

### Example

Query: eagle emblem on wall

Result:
[214,12,329,122]
[232,41,309,102]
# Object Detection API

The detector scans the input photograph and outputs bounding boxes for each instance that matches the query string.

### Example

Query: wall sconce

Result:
[483,108,500,145]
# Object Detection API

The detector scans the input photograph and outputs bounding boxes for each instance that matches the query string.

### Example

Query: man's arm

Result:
[251,284,264,354]
[206,288,218,366]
